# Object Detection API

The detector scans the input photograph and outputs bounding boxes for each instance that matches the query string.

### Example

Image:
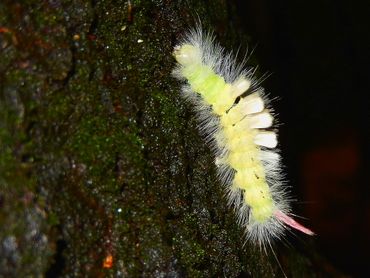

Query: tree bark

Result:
[0,0,341,277]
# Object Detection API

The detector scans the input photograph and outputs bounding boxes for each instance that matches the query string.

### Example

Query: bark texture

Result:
[0,0,340,277]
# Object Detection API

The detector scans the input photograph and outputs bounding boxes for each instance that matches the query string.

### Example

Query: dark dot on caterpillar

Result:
[255,173,259,179]
[244,87,254,96]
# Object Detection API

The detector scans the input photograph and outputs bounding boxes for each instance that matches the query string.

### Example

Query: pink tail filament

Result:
[274,210,315,235]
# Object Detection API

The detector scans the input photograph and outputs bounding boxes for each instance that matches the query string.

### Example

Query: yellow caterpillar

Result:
[173,26,313,247]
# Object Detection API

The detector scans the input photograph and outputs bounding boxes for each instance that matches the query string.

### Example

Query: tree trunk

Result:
[0,0,340,277]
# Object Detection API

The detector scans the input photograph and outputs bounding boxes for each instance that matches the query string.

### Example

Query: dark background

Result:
[236,0,370,277]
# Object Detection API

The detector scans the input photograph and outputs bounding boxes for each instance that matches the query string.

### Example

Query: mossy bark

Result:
[0,1,339,277]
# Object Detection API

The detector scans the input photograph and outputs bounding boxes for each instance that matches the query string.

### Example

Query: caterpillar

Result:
[172,26,314,247]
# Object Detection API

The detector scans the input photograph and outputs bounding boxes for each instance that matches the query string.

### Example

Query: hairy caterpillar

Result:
[172,26,314,247]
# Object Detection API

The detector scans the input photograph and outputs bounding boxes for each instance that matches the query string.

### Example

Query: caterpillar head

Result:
[173,44,202,66]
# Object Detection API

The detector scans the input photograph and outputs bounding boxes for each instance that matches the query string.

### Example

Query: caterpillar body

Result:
[173,27,313,247]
